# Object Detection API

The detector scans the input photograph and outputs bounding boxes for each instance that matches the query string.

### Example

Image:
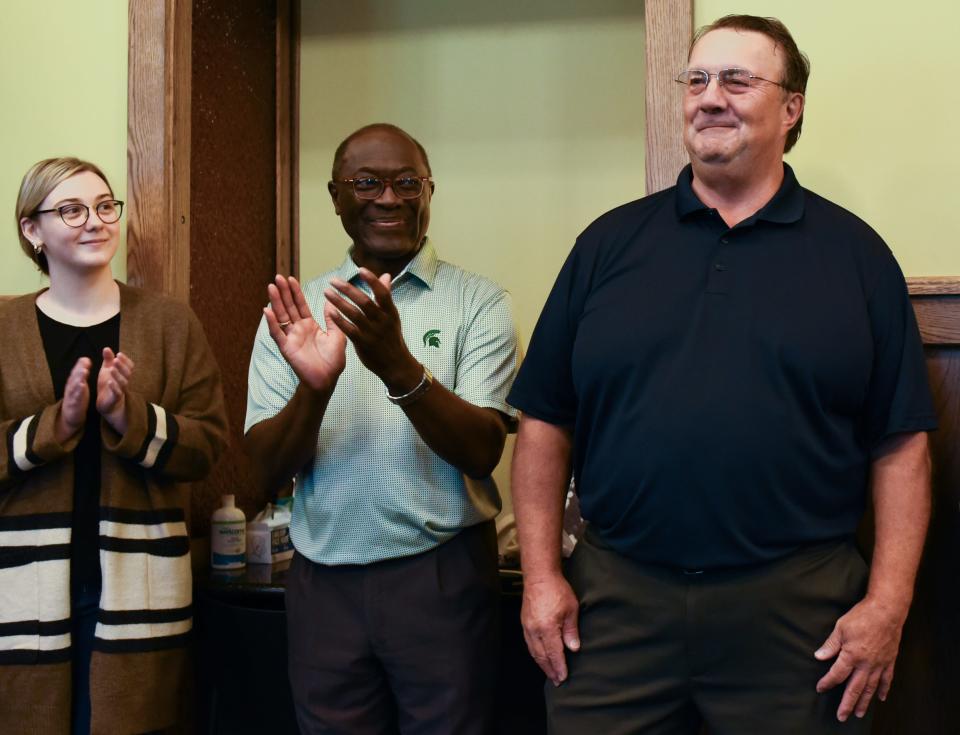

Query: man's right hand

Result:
[265,275,346,392]
[521,572,581,686]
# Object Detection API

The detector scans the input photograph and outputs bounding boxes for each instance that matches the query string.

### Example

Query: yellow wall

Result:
[299,1,959,506]
[695,1,959,276]
[3,5,948,296]
[301,0,959,359]
[299,1,647,345]
[0,1,127,295]
[1,6,952,295]
[300,1,646,509]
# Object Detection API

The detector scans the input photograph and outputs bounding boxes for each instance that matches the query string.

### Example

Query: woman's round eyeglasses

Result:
[33,200,125,228]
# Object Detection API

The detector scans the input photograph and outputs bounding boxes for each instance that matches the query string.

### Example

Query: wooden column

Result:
[644,0,692,194]
[275,0,299,278]
[127,0,192,301]
[127,0,299,532]
[188,0,298,528]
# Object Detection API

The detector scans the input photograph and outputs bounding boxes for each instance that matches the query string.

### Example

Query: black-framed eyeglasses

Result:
[33,200,125,228]
[675,68,786,95]
[332,176,433,200]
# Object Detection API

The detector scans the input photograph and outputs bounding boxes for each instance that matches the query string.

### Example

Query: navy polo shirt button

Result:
[721,237,729,244]
[714,263,727,271]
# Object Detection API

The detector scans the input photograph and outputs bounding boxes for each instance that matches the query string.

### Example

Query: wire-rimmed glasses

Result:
[675,68,786,95]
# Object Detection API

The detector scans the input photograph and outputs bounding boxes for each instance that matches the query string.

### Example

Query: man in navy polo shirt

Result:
[509,15,935,734]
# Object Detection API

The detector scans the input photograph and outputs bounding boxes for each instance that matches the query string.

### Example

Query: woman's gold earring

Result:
[32,241,42,255]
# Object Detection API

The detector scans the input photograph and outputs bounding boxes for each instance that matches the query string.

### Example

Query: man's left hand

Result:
[815,597,907,722]
[324,268,422,391]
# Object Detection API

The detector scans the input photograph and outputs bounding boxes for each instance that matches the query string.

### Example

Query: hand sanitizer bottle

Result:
[211,494,246,569]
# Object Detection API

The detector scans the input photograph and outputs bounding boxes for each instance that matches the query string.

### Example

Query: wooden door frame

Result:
[126,0,298,294]
[126,0,192,300]
[275,0,299,279]
[125,0,688,287]
[124,0,960,334]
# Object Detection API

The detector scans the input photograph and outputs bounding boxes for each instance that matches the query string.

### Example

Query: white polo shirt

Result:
[245,239,520,565]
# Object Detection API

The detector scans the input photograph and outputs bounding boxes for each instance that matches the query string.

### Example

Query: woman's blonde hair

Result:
[15,157,114,275]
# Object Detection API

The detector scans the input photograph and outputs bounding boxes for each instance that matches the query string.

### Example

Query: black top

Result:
[508,164,937,570]
[37,307,121,597]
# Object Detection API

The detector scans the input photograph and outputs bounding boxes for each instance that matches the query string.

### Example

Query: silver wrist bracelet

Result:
[386,365,434,406]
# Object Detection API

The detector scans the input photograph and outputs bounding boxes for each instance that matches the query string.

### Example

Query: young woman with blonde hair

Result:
[0,157,228,734]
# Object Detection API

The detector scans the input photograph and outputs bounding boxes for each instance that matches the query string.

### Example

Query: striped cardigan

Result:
[0,283,228,734]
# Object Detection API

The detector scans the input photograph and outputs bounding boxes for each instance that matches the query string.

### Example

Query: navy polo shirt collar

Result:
[675,162,805,226]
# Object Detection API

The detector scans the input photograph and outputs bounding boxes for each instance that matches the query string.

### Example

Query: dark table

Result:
[195,562,546,734]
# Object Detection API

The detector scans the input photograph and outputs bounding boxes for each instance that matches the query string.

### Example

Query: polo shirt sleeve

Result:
[861,248,937,450]
[507,241,589,426]
[244,313,300,434]
[454,285,521,421]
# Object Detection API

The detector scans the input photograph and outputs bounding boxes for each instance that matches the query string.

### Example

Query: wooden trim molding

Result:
[907,276,960,296]
[126,0,192,301]
[911,300,960,346]
[275,0,300,279]
[908,277,960,347]
[644,0,692,195]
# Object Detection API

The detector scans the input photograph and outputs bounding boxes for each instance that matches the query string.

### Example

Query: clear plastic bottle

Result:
[211,494,246,569]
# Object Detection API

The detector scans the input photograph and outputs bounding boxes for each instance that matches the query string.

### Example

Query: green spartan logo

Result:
[423,329,441,347]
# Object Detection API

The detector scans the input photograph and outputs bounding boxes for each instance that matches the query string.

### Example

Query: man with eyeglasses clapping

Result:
[245,123,520,734]
[509,15,934,734]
